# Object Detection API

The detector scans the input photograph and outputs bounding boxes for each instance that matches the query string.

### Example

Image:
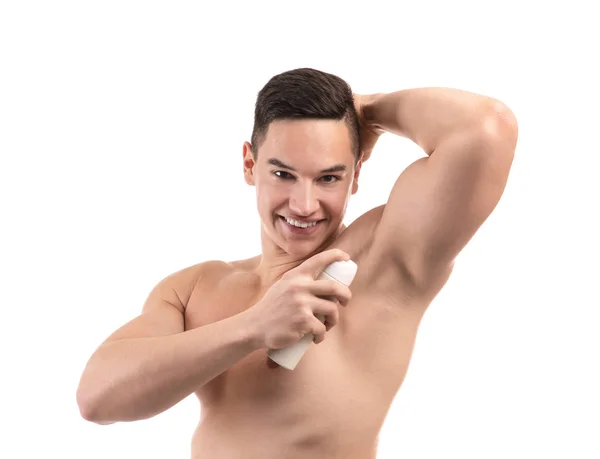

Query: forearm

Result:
[77,311,259,424]
[363,88,501,155]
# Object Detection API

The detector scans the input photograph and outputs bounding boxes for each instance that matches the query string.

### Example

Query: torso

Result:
[184,207,452,459]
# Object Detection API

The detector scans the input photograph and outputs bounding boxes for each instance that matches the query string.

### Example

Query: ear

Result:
[243,142,256,186]
[351,155,363,194]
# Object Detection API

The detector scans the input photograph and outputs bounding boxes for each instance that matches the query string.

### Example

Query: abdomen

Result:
[194,335,391,458]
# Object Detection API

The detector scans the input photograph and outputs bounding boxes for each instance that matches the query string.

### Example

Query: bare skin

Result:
[188,219,448,459]
[77,88,518,458]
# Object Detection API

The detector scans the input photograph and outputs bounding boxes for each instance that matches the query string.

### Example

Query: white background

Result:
[1,1,599,458]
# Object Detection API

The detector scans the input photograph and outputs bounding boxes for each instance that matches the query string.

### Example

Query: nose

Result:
[289,181,319,217]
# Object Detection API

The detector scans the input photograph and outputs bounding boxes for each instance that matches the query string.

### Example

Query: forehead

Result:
[259,119,353,165]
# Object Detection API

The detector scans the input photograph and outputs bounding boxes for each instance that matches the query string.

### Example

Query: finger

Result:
[311,319,327,344]
[311,298,340,329]
[308,280,352,306]
[296,249,350,276]
[321,308,338,331]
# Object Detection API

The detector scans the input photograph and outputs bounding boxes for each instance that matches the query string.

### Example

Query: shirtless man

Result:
[76,68,518,458]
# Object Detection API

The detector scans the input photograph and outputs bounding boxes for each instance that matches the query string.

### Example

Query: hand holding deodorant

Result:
[267,259,358,370]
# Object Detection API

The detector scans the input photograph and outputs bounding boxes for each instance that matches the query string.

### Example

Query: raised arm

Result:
[357,88,518,285]
[76,261,259,424]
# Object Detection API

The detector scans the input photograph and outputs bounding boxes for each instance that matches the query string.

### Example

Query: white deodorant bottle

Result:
[267,259,358,370]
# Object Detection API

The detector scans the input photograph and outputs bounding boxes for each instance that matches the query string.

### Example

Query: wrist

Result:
[236,309,265,352]
[361,93,386,134]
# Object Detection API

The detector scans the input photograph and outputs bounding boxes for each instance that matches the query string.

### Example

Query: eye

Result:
[320,175,340,184]
[273,170,294,180]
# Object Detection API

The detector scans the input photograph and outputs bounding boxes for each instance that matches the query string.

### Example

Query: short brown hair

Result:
[250,68,360,163]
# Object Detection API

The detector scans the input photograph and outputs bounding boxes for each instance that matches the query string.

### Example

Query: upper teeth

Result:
[285,218,317,228]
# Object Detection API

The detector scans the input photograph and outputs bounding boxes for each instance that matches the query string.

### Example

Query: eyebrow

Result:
[267,158,347,174]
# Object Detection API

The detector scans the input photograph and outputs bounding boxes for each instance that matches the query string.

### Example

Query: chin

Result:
[280,231,338,259]
[270,231,324,258]
[283,242,321,258]
[262,214,340,258]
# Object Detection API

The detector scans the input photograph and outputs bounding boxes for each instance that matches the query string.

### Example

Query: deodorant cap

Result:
[322,260,358,286]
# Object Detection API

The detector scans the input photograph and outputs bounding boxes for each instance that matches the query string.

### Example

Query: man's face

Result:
[243,119,361,257]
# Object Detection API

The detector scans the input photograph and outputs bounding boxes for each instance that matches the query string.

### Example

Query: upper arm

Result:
[102,263,205,343]
[373,107,518,284]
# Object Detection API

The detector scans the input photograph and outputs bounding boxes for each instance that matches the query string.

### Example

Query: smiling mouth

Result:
[280,216,321,228]
[278,215,326,232]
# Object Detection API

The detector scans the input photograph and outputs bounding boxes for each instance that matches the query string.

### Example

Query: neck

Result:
[253,223,346,285]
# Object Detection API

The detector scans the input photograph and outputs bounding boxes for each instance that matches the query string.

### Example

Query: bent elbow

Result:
[76,386,98,423]
[484,100,519,149]
[76,383,116,425]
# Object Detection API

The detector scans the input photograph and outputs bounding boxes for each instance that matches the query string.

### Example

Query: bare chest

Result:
[184,273,424,441]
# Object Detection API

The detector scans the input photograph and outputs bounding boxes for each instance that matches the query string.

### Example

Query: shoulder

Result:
[155,259,238,310]
[183,256,263,293]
